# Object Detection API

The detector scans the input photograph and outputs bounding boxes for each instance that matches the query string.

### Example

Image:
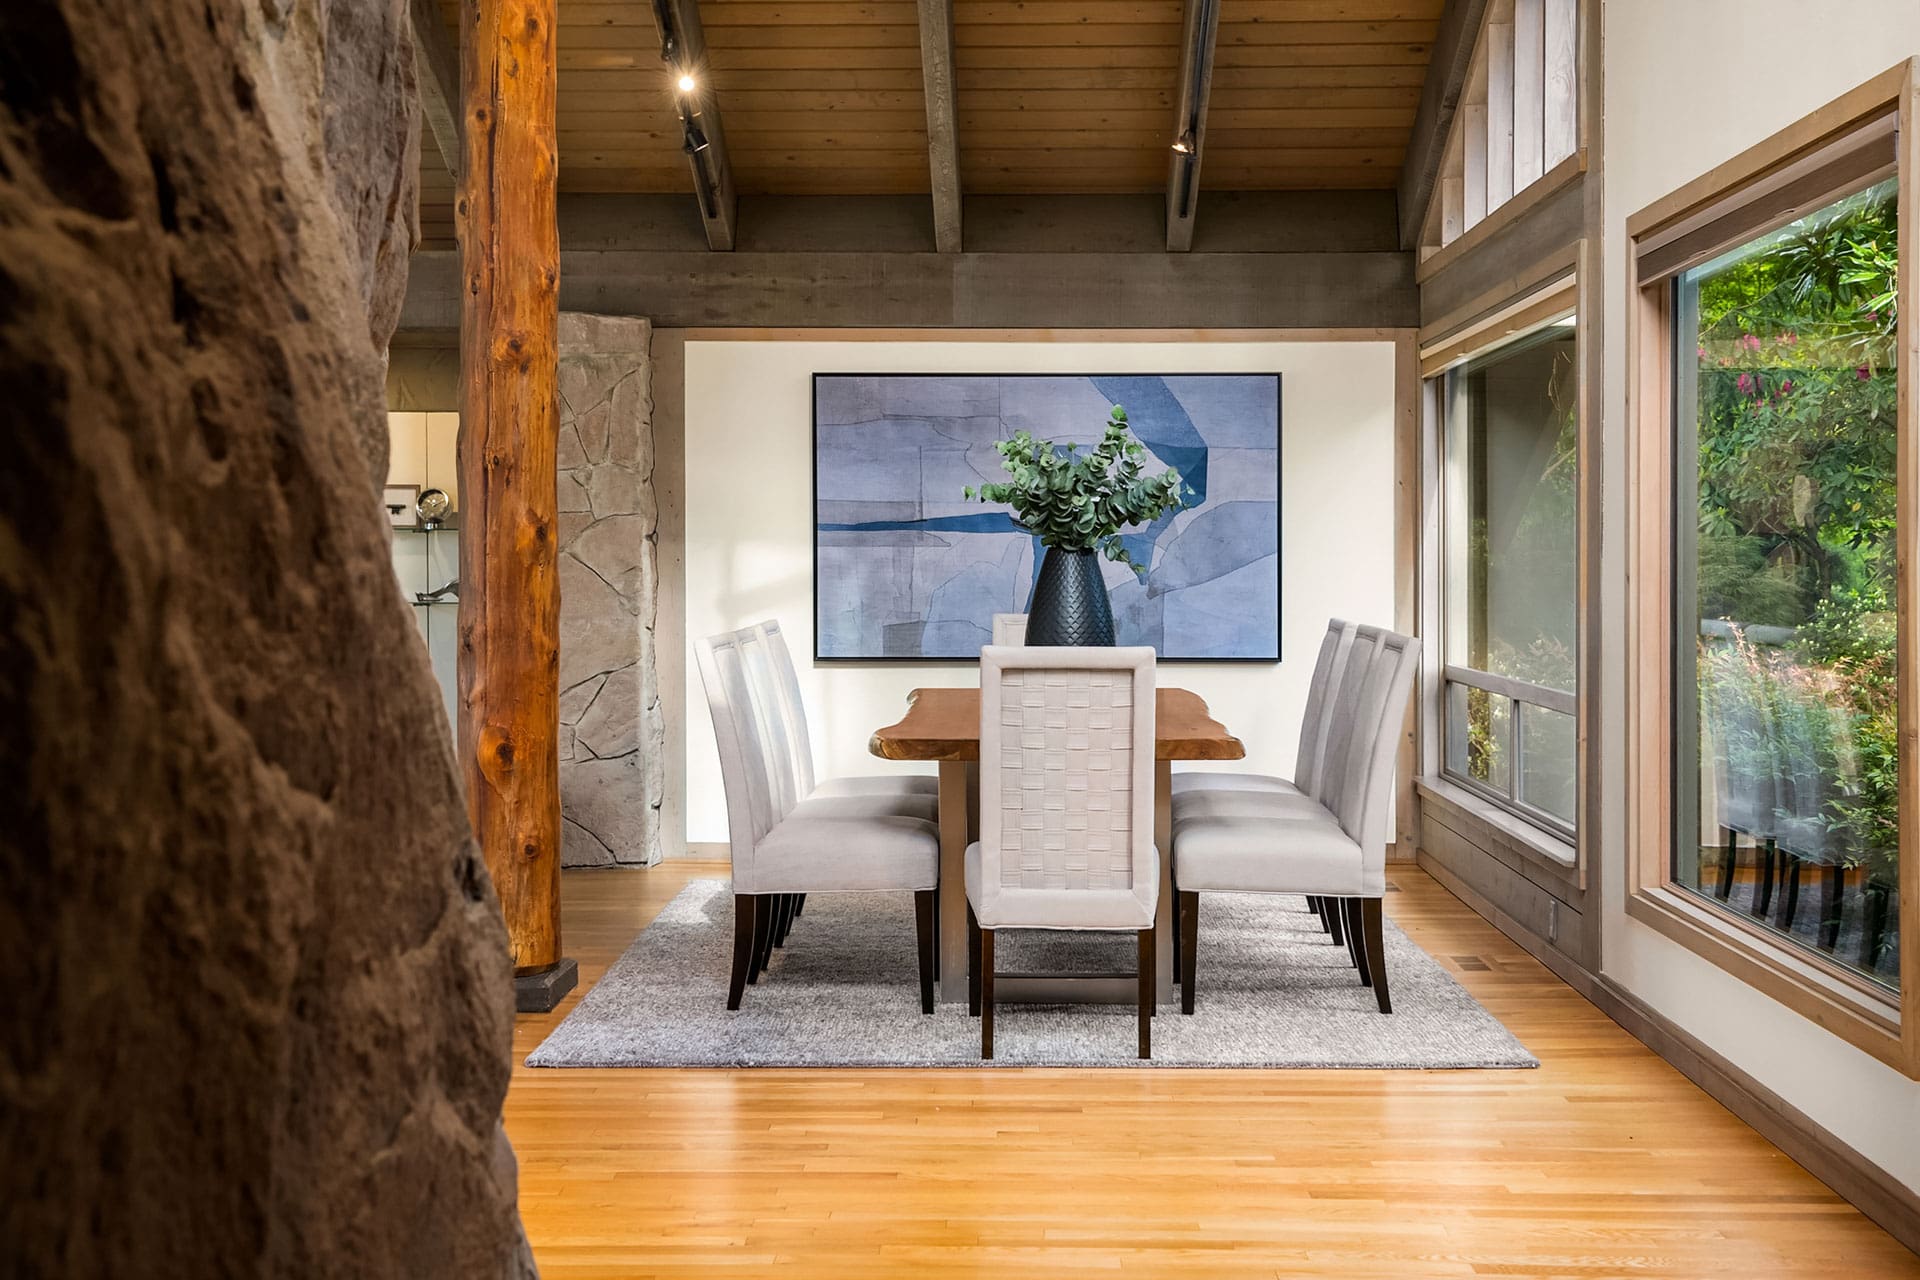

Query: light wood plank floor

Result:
[507,862,1920,1278]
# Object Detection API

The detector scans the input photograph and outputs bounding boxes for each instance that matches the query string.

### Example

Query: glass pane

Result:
[1673,176,1900,992]
[1446,682,1512,798]
[1444,322,1579,691]
[1518,704,1575,827]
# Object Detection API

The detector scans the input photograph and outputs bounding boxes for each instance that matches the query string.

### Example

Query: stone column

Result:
[556,314,664,866]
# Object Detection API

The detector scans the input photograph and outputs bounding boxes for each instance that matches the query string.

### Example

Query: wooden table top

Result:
[869,686,1246,763]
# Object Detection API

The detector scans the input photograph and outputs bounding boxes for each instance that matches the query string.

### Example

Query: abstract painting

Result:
[814,373,1280,660]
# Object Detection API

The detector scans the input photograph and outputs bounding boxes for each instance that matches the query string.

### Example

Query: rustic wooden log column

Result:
[457,0,575,1009]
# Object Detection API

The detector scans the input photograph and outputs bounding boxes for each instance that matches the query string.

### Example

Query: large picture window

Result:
[1626,63,1918,1074]
[1671,178,1901,992]
[1440,317,1579,841]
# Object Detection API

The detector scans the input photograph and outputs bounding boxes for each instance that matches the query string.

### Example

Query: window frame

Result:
[1426,284,1582,852]
[1624,60,1920,1077]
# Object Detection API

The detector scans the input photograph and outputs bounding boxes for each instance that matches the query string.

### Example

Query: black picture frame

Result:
[812,371,1283,663]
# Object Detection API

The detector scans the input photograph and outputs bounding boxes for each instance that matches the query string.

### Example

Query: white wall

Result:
[1600,2,1920,1192]
[683,337,1399,843]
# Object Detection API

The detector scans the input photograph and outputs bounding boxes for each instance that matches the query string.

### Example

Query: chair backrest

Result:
[991,613,1028,646]
[751,619,818,801]
[1293,619,1359,798]
[1313,626,1381,811]
[1325,625,1422,870]
[975,645,1158,918]
[737,625,801,819]
[695,626,783,881]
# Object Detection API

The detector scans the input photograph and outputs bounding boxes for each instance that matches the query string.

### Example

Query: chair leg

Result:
[727,894,757,1010]
[1327,895,1346,948]
[913,889,936,1015]
[749,893,774,982]
[1753,839,1777,916]
[980,929,996,1060]
[1178,890,1199,1015]
[771,894,790,948]
[793,893,806,917]
[1309,895,1330,933]
[967,902,983,1017]
[1361,898,1391,1014]
[1821,863,1846,951]
[1171,884,1182,984]
[1344,898,1373,987]
[1716,828,1737,900]
[1137,927,1155,1060]
[1775,854,1803,931]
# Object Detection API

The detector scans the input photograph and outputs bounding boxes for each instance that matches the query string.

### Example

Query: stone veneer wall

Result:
[556,314,664,866]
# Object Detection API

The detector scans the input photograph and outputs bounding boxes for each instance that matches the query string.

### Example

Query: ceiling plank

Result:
[409,0,461,180]
[916,0,962,250]
[1166,0,1221,251]
[1396,0,1490,248]
[658,0,741,249]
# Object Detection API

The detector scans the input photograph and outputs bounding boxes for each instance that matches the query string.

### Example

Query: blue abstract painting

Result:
[814,373,1280,660]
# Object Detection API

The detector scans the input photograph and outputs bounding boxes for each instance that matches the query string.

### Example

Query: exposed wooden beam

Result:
[916,0,962,252]
[407,0,460,181]
[1165,0,1221,253]
[1397,0,1492,249]
[402,247,1416,332]
[457,0,572,1002]
[658,0,739,251]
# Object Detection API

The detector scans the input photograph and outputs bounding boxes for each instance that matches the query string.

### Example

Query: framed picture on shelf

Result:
[382,483,420,529]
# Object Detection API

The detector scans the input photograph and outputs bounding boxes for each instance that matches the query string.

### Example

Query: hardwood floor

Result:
[508,861,1920,1278]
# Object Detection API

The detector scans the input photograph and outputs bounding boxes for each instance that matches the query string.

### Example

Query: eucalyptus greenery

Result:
[962,404,1193,575]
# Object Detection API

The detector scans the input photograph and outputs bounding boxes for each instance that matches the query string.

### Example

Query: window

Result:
[1440,316,1579,840]
[1625,63,1918,1074]
[1672,178,1900,992]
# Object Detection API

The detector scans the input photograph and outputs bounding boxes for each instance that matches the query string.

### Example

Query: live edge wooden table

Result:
[870,687,1245,1006]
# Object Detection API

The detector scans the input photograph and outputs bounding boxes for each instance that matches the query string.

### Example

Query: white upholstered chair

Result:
[965,645,1159,1059]
[697,625,941,1013]
[1171,618,1359,947]
[736,621,940,954]
[1171,624,1420,1015]
[991,613,1028,646]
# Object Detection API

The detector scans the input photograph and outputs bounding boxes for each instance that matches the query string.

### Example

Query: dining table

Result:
[870,686,1246,1005]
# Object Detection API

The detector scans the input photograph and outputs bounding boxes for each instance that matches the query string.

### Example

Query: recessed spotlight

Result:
[677,72,697,93]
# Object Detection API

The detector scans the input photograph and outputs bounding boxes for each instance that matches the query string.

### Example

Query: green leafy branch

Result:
[962,404,1193,575]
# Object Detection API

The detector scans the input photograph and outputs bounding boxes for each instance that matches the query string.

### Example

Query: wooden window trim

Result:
[1624,58,1920,1078]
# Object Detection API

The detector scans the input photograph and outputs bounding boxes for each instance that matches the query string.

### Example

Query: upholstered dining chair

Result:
[1171,624,1420,1016]
[991,613,1028,646]
[697,625,941,1014]
[1170,618,1358,945]
[740,621,940,955]
[966,645,1159,1059]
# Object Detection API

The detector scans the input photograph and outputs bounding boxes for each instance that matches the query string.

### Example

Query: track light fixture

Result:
[683,121,711,155]
[1171,129,1195,156]
[677,72,697,94]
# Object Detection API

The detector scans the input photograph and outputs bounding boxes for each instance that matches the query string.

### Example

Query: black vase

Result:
[1025,547,1115,646]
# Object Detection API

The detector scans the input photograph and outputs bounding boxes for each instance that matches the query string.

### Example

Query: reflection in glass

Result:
[1674,177,1900,990]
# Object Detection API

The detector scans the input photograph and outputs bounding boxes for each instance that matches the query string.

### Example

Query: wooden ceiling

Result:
[415,0,1443,248]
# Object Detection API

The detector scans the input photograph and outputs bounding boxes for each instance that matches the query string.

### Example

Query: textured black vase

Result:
[1025,547,1116,646]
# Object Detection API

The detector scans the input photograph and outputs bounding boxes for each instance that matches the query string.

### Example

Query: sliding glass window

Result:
[1440,318,1579,840]
[1670,176,1901,992]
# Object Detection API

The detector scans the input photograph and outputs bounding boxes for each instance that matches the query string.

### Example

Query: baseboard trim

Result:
[1416,848,1920,1256]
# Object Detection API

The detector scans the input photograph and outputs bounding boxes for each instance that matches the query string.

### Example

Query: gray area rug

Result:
[527,880,1538,1069]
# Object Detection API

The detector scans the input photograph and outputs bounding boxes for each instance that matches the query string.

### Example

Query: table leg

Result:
[1155,759,1174,1004]
[937,761,975,1004]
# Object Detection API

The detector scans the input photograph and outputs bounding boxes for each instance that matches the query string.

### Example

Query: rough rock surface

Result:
[0,1,533,1276]
[557,314,663,867]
